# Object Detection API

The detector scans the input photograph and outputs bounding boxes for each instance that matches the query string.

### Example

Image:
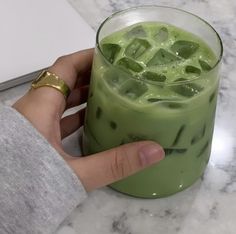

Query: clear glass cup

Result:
[82,6,223,198]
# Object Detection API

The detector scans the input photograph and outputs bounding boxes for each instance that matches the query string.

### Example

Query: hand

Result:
[13,49,165,192]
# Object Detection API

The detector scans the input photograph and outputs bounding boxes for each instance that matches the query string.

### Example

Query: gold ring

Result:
[31,70,71,98]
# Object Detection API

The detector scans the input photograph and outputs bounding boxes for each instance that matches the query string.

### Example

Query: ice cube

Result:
[125,38,151,59]
[209,91,216,103]
[125,25,146,38]
[121,134,147,144]
[147,98,184,108]
[116,57,143,73]
[172,125,185,146]
[89,92,93,98]
[161,102,185,109]
[174,78,187,82]
[109,121,117,130]
[142,71,166,82]
[155,27,168,42]
[147,98,163,102]
[119,79,148,100]
[101,43,121,63]
[164,148,187,156]
[147,49,180,66]
[191,124,206,145]
[172,78,203,97]
[96,107,102,119]
[196,141,209,158]
[164,148,173,155]
[171,40,199,59]
[199,59,212,71]
[185,65,201,75]
[104,68,129,87]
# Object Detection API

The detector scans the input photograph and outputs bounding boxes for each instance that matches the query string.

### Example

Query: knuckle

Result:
[110,148,132,181]
[55,55,68,64]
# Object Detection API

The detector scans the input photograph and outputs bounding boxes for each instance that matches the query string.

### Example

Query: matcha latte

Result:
[83,7,222,198]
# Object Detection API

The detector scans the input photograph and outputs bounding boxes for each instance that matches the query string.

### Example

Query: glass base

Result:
[109,174,203,199]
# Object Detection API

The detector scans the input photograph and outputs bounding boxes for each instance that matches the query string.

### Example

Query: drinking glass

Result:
[82,6,223,198]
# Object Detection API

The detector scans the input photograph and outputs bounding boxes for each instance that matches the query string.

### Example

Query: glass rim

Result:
[96,5,223,86]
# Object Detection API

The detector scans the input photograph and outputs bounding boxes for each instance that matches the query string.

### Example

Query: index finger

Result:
[69,48,94,76]
[49,48,94,90]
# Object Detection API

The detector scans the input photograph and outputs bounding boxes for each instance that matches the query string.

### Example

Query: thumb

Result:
[67,141,165,192]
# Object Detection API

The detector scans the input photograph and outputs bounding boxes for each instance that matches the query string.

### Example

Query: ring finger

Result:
[60,108,86,139]
[66,85,89,110]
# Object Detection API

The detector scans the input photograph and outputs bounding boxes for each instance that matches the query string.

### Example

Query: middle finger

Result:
[66,85,89,110]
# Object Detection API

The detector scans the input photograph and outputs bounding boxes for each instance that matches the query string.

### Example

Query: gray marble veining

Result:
[1,0,236,233]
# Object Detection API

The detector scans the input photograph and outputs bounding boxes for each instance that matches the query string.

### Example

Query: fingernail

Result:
[139,143,165,167]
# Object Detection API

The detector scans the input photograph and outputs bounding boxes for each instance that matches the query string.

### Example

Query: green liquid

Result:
[83,22,219,198]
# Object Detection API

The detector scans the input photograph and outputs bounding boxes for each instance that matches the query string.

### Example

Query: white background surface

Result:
[0,0,95,84]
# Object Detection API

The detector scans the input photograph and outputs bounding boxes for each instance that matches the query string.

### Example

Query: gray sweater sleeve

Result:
[0,105,87,234]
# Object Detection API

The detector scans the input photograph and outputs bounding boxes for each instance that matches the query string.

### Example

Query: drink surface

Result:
[83,22,219,198]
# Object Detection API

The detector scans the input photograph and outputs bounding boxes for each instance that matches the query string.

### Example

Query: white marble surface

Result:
[1,0,236,233]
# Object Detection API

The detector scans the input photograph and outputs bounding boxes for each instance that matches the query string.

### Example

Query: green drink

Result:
[83,6,223,198]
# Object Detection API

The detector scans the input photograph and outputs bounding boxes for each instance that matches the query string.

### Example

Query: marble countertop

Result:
[1,0,236,233]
